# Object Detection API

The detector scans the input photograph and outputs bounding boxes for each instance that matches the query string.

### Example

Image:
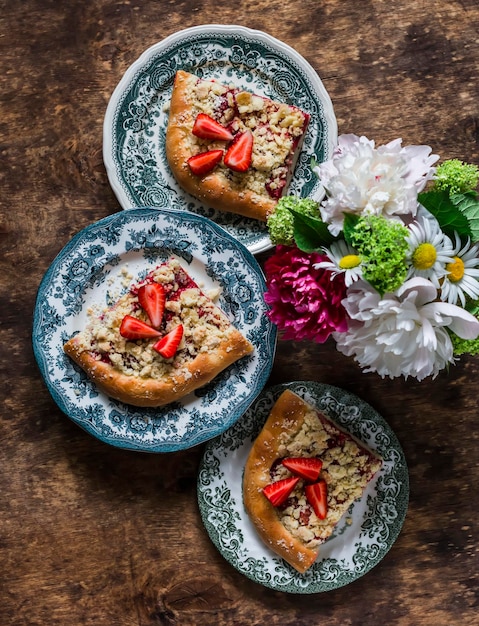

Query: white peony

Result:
[313,134,439,235]
[334,277,479,381]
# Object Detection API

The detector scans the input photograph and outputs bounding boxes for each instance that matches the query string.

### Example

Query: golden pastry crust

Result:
[243,389,382,574]
[64,329,252,408]
[165,70,310,222]
[63,259,254,408]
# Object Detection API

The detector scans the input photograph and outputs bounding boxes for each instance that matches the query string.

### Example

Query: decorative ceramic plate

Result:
[198,381,409,593]
[103,24,337,255]
[32,208,277,452]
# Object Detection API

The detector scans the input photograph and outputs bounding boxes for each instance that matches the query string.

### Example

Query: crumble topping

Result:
[186,73,309,199]
[73,258,239,381]
[272,407,382,550]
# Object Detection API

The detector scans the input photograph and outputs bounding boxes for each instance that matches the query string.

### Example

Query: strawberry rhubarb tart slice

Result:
[243,389,383,573]
[63,258,254,407]
[165,70,310,222]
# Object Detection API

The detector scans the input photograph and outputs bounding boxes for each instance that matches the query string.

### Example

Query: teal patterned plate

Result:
[198,381,409,593]
[103,24,337,255]
[32,208,276,452]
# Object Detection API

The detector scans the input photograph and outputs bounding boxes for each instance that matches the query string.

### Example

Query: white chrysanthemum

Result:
[313,134,438,235]
[314,240,363,287]
[440,234,479,307]
[334,277,479,380]
[405,215,454,287]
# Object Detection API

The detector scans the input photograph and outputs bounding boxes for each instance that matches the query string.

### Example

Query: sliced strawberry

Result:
[138,283,166,328]
[153,324,184,359]
[187,149,224,176]
[282,457,323,482]
[119,315,161,340]
[305,480,328,520]
[262,476,300,507]
[224,130,253,172]
[192,113,234,142]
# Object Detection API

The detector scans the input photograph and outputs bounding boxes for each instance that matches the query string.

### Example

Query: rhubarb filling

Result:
[269,405,382,550]
[74,259,239,381]
[188,76,310,199]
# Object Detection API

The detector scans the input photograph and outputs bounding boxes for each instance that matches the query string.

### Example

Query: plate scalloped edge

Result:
[32,207,277,453]
[197,380,409,593]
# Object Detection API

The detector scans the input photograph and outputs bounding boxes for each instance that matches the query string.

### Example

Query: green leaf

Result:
[451,191,479,242]
[465,300,479,317]
[291,209,336,252]
[418,190,472,239]
[342,213,360,246]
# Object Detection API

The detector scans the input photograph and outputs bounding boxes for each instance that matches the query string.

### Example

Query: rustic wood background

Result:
[1,1,479,624]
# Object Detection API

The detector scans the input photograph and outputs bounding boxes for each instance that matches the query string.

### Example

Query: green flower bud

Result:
[267,196,320,246]
[433,159,479,195]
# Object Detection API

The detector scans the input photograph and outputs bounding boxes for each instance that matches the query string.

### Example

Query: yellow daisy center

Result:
[339,254,361,270]
[412,243,437,270]
[446,256,465,282]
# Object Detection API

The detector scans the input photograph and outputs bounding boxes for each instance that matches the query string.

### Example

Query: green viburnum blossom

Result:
[349,215,409,295]
[267,196,320,246]
[451,333,479,356]
[433,159,479,195]
[451,302,479,355]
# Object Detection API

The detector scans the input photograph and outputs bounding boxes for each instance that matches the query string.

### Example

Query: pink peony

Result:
[264,245,348,342]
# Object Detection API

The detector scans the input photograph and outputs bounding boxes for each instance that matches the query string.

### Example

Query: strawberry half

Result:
[224,130,253,172]
[262,476,300,507]
[282,457,323,482]
[138,283,166,328]
[305,480,328,520]
[192,113,234,142]
[119,315,161,340]
[187,149,224,176]
[153,324,184,359]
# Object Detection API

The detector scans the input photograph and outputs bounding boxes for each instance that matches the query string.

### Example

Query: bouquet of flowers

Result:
[264,134,479,381]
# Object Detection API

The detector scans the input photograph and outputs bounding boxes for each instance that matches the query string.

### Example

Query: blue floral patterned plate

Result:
[198,381,409,593]
[103,24,337,255]
[32,208,277,452]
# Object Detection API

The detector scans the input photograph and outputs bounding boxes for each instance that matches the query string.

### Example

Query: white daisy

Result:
[405,215,454,287]
[440,234,479,307]
[314,240,363,287]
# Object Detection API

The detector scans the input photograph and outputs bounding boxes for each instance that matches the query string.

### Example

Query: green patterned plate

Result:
[197,381,409,593]
[103,24,337,255]
[33,208,276,453]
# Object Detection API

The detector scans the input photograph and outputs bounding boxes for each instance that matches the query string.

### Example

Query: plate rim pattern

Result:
[103,24,338,255]
[32,207,277,452]
[197,380,409,593]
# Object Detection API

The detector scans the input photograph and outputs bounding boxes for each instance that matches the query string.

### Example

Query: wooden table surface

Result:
[2,1,479,624]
